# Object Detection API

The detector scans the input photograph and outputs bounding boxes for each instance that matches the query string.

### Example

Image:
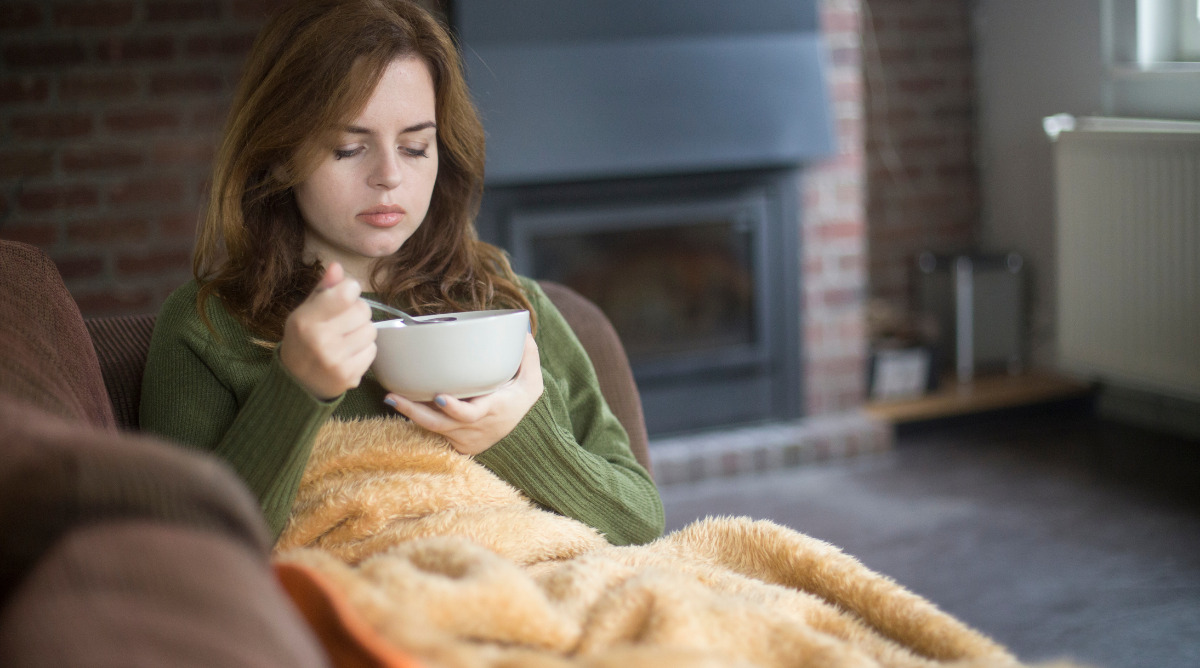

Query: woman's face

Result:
[294,56,439,284]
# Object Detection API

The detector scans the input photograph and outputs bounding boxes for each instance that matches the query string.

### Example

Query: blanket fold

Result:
[273,417,1052,668]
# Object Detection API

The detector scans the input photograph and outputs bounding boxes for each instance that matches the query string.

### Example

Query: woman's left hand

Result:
[385,333,544,455]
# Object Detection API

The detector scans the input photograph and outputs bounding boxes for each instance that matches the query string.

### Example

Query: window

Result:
[1135,0,1200,65]
[1102,0,1200,119]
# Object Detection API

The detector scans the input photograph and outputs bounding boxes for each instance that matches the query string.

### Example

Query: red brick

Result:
[872,46,918,64]
[934,164,976,181]
[103,107,182,134]
[151,137,216,166]
[184,32,258,58]
[54,2,135,28]
[189,100,234,132]
[116,248,192,276]
[821,8,859,34]
[147,0,221,23]
[95,35,175,62]
[55,254,106,280]
[61,145,146,173]
[149,71,224,96]
[868,163,923,184]
[0,149,54,179]
[818,221,865,241]
[930,45,972,64]
[831,79,861,104]
[0,221,58,246]
[161,211,202,239]
[829,46,860,68]
[839,255,865,273]
[66,217,151,244]
[896,16,954,35]
[17,184,100,212]
[0,76,50,103]
[810,356,867,377]
[10,113,93,140]
[2,41,87,68]
[897,134,951,153]
[0,4,44,31]
[836,117,862,142]
[231,0,291,21]
[74,288,157,318]
[896,76,946,95]
[108,176,186,206]
[820,288,860,308]
[60,71,140,101]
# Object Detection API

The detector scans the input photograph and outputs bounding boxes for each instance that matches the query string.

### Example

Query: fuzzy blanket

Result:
[273,418,1056,668]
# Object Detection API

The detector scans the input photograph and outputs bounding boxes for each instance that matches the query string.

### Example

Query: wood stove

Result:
[453,0,834,435]
[478,170,802,435]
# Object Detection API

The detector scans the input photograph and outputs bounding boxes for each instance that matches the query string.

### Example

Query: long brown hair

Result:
[195,0,531,340]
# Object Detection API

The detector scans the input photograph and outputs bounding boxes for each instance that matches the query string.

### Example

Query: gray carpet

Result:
[657,406,1200,668]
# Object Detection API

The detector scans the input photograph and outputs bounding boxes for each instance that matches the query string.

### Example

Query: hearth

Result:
[478,170,802,435]
[452,0,834,435]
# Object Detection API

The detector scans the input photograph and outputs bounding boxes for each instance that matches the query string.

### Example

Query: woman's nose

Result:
[369,150,402,190]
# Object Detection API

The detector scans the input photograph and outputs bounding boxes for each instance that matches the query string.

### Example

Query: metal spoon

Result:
[361,297,457,325]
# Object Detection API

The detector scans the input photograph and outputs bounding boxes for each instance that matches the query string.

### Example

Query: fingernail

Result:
[383,397,398,409]
[434,395,447,407]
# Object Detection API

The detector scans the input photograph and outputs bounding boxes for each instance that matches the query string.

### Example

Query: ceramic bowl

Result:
[371,309,529,402]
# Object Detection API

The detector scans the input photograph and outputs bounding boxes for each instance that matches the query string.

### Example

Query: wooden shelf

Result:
[864,371,1093,424]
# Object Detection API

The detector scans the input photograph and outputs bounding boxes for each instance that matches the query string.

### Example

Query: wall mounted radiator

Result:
[1046,115,1200,402]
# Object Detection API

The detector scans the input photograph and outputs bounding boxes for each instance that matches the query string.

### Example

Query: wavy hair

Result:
[195,0,531,340]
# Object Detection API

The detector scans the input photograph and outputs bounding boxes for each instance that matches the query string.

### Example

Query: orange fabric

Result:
[274,562,425,668]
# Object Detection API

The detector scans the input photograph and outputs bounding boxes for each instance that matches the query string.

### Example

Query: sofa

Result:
[0,239,651,667]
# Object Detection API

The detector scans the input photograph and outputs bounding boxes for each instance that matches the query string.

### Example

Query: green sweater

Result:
[139,277,664,546]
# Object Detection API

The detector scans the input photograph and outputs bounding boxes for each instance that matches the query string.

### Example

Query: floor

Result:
[657,402,1200,668]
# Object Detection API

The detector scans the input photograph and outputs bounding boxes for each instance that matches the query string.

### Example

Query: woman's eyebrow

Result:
[344,121,437,135]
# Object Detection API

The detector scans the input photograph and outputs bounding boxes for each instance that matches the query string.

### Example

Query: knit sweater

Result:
[139,277,664,546]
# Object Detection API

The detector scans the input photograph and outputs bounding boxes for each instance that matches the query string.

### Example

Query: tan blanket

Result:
[273,418,1061,668]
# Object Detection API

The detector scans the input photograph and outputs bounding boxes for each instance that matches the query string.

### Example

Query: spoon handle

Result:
[361,298,456,325]
[361,298,418,325]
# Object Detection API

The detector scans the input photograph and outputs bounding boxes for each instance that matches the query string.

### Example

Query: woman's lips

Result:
[358,205,405,227]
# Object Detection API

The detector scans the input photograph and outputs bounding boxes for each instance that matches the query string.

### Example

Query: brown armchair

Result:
[0,239,651,667]
[0,240,326,667]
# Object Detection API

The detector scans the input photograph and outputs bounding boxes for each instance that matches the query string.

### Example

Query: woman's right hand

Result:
[279,262,377,401]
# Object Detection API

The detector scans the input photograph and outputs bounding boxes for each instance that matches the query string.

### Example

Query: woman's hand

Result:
[279,262,377,401]
[386,333,544,455]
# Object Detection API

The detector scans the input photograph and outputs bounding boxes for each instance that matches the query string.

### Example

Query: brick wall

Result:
[802,0,869,415]
[862,0,978,310]
[0,0,289,317]
[2,0,873,417]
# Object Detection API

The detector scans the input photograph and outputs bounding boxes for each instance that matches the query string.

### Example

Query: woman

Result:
[140,0,663,546]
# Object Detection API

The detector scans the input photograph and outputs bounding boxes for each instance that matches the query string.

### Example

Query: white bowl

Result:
[371,309,529,402]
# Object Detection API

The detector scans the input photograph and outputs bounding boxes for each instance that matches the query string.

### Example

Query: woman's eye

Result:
[334,147,364,160]
[401,146,428,158]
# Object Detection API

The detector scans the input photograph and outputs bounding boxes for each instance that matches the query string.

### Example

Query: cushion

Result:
[85,314,157,430]
[0,396,270,603]
[0,521,328,668]
[0,241,115,429]
[538,281,652,475]
[0,395,330,666]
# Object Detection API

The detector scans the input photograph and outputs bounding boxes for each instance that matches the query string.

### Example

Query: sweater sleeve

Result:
[473,280,665,545]
[139,282,339,539]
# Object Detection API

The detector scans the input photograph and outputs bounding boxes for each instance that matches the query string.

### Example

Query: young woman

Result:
[140,0,663,546]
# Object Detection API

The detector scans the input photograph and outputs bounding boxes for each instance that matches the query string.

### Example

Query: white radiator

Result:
[1047,115,1200,401]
